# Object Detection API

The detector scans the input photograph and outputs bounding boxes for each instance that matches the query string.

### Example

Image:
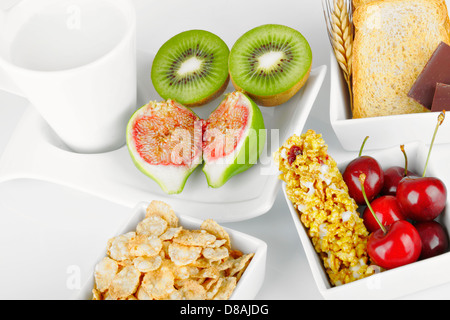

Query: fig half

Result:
[126,100,203,194]
[202,91,266,188]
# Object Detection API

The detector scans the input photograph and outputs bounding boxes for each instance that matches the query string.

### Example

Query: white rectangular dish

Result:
[75,201,268,300]
[284,142,450,299]
[0,48,326,223]
[329,0,450,151]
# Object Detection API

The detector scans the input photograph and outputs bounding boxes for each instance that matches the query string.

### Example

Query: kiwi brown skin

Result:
[230,65,311,107]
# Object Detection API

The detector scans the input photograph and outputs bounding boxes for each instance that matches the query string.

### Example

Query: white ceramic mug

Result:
[0,0,137,153]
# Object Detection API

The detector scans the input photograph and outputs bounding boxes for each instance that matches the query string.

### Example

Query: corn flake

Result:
[94,257,118,292]
[133,255,162,273]
[178,279,206,300]
[227,253,254,277]
[201,219,231,249]
[92,288,102,300]
[136,216,167,237]
[202,246,230,262]
[135,285,152,300]
[109,265,141,299]
[141,266,175,299]
[146,200,178,227]
[168,242,202,266]
[160,227,183,241]
[107,232,135,261]
[205,278,223,300]
[129,235,162,257]
[173,229,216,247]
[213,277,237,300]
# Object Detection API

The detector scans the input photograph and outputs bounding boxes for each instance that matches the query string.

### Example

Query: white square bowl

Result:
[329,52,450,152]
[75,201,267,300]
[283,142,450,299]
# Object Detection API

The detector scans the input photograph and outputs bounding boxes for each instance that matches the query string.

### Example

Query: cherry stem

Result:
[422,111,445,177]
[359,173,387,234]
[400,144,408,177]
[359,136,369,157]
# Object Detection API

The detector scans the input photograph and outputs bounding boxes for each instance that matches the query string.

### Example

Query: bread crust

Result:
[352,0,450,118]
[353,0,377,9]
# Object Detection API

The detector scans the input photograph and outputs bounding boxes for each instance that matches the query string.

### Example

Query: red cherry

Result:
[367,220,422,270]
[343,137,384,205]
[360,174,421,270]
[415,220,449,260]
[343,155,384,205]
[397,111,447,222]
[397,176,447,222]
[362,195,406,233]
[382,166,418,196]
[381,145,418,196]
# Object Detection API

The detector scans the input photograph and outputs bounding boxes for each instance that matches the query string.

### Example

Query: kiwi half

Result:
[151,30,230,107]
[229,24,312,107]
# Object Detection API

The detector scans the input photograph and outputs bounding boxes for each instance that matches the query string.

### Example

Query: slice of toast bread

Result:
[353,0,378,8]
[352,0,450,118]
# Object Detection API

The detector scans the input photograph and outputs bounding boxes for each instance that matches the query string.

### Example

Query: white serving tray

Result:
[0,49,326,223]
[75,201,268,300]
[285,141,450,299]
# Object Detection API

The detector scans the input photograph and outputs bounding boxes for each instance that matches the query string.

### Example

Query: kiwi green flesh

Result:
[151,30,230,106]
[229,24,312,98]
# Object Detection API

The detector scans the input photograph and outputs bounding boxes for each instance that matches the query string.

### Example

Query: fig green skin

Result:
[202,92,266,188]
[126,103,202,195]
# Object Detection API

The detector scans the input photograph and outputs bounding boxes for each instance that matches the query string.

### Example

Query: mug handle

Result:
[0,0,25,97]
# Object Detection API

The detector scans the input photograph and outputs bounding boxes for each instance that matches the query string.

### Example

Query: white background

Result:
[0,0,449,299]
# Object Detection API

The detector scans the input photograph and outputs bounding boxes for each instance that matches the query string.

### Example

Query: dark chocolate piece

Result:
[408,42,450,109]
[431,83,450,112]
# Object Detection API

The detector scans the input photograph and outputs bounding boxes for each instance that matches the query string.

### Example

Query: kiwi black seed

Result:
[151,30,230,107]
[229,24,313,107]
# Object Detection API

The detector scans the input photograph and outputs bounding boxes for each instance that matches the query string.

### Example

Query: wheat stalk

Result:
[323,0,354,112]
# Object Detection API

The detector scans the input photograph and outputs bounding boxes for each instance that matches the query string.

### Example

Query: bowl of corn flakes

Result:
[76,200,267,300]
